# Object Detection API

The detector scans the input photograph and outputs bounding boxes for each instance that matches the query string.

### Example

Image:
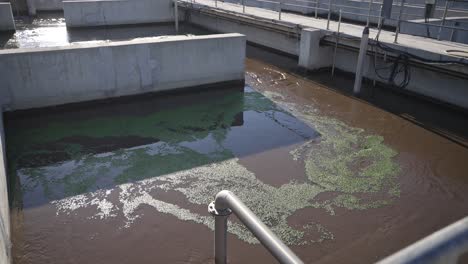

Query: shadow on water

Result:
[246,44,468,148]
[4,84,319,209]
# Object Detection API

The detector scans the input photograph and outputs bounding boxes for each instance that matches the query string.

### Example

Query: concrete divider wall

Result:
[189,11,300,55]
[27,0,63,15]
[0,111,11,264]
[0,3,15,31]
[299,28,468,108]
[64,0,175,27]
[0,33,246,110]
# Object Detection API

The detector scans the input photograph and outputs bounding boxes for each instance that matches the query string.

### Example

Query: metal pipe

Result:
[437,0,449,40]
[209,190,303,264]
[366,0,373,26]
[315,0,319,18]
[327,0,332,29]
[332,9,342,76]
[174,0,179,33]
[393,0,405,43]
[215,0,218,8]
[377,6,383,29]
[278,0,282,20]
[243,0,245,13]
[450,21,459,41]
[209,202,231,264]
[354,27,369,95]
[377,217,468,264]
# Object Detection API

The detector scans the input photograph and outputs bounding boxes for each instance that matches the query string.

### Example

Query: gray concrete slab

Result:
[63,0,176,27]
[181,0,468,69]
[0,33,246,110]
[0,110,11,264]
[0,3,15,31]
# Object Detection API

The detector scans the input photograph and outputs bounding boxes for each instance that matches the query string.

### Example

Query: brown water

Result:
[7,46,468,264]
[243,52,468,263]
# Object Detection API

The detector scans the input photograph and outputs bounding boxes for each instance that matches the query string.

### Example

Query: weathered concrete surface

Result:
[188,10,299,55]
[27,0,63,15]
[63,0,175,27]
[0,33,246,110]
[299,28,332,69]
[181,0,468,108]
[331,41,468,109]
[0,3,15,31]
[181,0,468,68]
[0,110,11,264]
[222,0,468,28]
[298,29,468,108]
[400,18,468,44]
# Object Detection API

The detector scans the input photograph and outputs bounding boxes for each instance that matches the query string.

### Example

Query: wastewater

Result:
[0,12,208,49]
[4,12,468,264]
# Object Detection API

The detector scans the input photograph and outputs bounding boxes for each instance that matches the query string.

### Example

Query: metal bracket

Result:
[208,201,232,217]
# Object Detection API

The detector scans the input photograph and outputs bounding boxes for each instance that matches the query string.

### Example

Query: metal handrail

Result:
[195,0,468,41]
[208,190,304,264]
[377,216,468,264]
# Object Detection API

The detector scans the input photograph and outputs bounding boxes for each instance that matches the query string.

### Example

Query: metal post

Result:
[450,21,458,41]
[209,202,231,264]
[394,0,405,43]
[278,0,282,20]
[315,0,319,18]
[215,0,218,7]
[377,6,383,29]
[354,27,369,95]
[437,0,449,40]
[210,191,304,264]
[366,0,373,26]
[327,0,332,29]
[243,0,245,13]
[332,9,342,76]
[174,0,179,33]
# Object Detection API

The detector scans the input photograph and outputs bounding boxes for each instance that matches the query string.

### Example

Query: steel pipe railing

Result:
[208,190,304,264]
[192,0,468,43]
[377,216,468,264]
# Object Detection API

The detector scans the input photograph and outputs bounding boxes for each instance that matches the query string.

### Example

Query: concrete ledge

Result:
[299,28,468,108]
[0,111,11,264]
[299,28,332,70]
[0,3,15,31]
[63,0,175,27]
[0,33,246,110]
[27,0,63,15]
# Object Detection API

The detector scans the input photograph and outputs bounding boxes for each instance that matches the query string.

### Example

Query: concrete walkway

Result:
[181,0,468,65]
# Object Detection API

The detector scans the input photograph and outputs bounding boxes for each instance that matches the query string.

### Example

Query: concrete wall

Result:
[299,28,332,70]
[298,28,468,109]
[224,0,468,29]
[0,33,246,110]
[27,0,63,15]
[400,18,468,44]
[0,110,11,264]
[189,11,300,55]
[63,0,175,27]
[0,3,15,31]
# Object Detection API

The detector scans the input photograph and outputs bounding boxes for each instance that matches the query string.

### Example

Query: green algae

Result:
[11,84,401,246]
[8,88,284,200]
[263,91,401,211]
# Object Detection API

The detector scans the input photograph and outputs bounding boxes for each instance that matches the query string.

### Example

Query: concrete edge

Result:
[0,33,246,55]
[0,109,11,264]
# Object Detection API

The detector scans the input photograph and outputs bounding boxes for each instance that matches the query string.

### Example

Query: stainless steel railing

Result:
[378,216,468,264]
[208,190,304,264]
[192,0,468,43]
